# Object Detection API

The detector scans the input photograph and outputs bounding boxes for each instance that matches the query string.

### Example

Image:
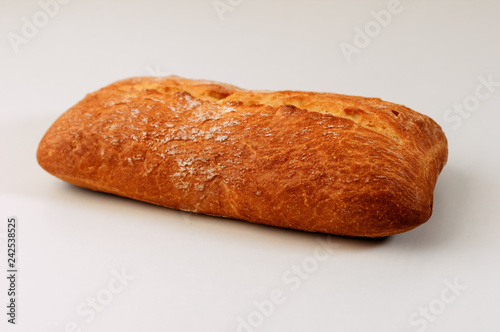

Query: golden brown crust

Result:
[37,76,448,237]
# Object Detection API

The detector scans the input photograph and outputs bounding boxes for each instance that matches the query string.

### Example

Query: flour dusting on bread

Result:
[37,76,448,237]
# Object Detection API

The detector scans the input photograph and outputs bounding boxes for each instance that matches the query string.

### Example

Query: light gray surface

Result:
[1,1,499,331]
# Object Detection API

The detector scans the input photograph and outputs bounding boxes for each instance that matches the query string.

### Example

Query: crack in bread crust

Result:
[37,76,448,237]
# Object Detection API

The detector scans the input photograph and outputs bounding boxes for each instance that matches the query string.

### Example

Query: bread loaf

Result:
[37,76,448,237]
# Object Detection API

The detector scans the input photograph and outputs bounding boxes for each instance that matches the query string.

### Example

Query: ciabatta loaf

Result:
[37,76,448,237]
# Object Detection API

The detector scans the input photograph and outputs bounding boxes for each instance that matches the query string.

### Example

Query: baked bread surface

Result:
[37,76,448,237]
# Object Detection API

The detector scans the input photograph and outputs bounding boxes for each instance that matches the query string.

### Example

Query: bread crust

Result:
[37,76,448,237]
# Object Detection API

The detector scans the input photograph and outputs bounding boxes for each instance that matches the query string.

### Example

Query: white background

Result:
[1,1,499,331]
